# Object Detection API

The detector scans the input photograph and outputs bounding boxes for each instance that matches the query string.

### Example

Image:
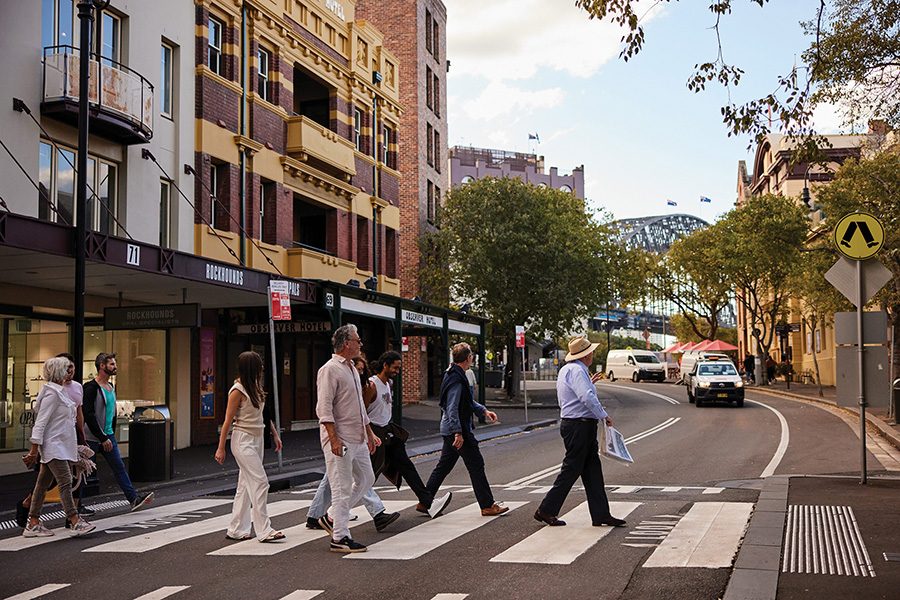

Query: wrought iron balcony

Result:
[41,45,153,145]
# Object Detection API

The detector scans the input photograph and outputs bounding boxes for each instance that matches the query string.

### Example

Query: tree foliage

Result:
[717,194,808,379]
[575,0,900,149]
[815,152,900,412]
[420,177,624,394]
[649,226,733,341]
[669,313,738,347]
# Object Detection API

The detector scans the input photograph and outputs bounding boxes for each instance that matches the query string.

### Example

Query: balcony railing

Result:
[41,45,153,144]
[286,115,356,179]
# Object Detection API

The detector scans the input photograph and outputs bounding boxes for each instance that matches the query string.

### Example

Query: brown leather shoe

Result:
[481,503,509,517]
[533,509,566,526]
[415,502,429,515]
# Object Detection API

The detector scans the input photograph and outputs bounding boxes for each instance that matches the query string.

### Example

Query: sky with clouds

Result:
[444,0,848,224]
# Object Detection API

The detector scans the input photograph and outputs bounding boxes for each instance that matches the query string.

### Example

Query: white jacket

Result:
[30,382,77,463]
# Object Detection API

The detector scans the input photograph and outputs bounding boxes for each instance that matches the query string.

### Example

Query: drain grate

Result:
[783,505,875,577]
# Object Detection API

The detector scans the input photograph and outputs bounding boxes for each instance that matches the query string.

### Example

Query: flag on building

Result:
[700,196,712,203]
[666,199,678,206]
[528,132,540,143]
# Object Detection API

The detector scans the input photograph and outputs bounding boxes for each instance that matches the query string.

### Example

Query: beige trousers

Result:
[228,429,275,541]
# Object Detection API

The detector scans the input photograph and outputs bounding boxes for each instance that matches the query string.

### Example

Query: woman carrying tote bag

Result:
[215,351,285,542]
[22,357,96,537]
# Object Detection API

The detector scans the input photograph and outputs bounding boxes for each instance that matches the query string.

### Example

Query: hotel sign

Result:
[402,309,442,329]
[325,0,345,20]
[105,304,201,330]
[236,321,331,335]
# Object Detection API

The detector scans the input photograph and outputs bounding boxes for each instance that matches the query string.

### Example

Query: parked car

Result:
[606,349,667,382]
[679,351,731,383]
[687,358,744,407]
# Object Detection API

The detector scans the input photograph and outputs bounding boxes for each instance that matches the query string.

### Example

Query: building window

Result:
[434,185,441,216]
[260,179,276,244]
[208,16,223,76]
[426,123,433,166]
[41,0,75,50]
[434,130,441,173]
[432,19,439,61]
[433,74,440,117]
[426,66,433,110]
[257,47,270,101]
[425,9,433,54]
[209,162,221,229]
[160,42,173,118]
[461,175,474,185]
[560,184,572,193]
[427,180,434,223]
[38,141,117,233]
[98,11,120,66]
[159,179,172,248]
[815,328,822,353]
[354,108,362,151]
[381,124,390,166]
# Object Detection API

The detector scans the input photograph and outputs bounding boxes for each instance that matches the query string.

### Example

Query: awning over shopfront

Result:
[0,212,316,316]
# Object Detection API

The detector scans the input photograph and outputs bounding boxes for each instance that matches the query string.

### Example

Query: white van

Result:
[679,351,731,384]
[606,349,666,382]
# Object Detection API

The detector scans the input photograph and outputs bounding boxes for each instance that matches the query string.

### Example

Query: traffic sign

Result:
[825,256,892,307]
[268,280,292,321]
[833,212,884,260]
[515,325,525,349]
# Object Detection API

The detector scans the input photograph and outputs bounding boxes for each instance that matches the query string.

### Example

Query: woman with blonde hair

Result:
[215,351,285,542]
[22,357,95,537]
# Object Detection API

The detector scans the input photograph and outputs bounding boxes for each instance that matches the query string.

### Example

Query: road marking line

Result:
[599,383,681,404]
[3,584,70,600]
[612,486,641,494]
[279,591,324,600]
[702,488,724,494]
[133,586,190,600]
[208,501,416,556]
[643,502,753,568]
[505,418,682,487]
[84,500,310,553]
[490,501,640,564]
[345,501,528,560]
[528,486,552,495]
[661,487,681,492]
[745,399,790,478]
[0,499,231,552]
[429,595,468,600]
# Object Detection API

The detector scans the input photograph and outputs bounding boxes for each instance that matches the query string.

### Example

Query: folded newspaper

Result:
[600,423,634,464]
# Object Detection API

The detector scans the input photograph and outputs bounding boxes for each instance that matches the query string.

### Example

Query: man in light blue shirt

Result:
[535,336,626,528]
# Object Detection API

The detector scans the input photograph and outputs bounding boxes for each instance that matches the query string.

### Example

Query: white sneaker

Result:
[428,492,453,519]
[23,522,54,538]
[68,518,96,537]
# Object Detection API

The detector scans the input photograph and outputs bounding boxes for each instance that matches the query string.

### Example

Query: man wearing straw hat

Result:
[533,335,627,528]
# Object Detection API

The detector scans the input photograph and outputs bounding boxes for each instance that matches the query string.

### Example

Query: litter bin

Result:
[128,406,174,482]
[484,369,503,388]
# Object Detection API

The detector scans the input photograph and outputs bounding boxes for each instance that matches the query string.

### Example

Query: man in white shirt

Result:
[368,352,451,519]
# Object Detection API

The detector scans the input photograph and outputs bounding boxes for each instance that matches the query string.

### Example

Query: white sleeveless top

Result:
[230,381,265,434]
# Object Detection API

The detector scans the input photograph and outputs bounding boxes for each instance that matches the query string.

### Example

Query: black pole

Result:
[371,95,379,281]
[74,0,95,383]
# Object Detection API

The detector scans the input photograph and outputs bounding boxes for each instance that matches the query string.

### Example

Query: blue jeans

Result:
[89,437,137,503]
[307,473,384,519]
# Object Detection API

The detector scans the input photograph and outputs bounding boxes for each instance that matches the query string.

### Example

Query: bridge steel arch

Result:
[615,213,710,254]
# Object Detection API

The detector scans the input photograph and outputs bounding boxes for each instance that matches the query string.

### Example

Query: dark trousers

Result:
[539,419,611,523]
[386,441,432,506]
[425,431,494,509]
[89,438,137,503]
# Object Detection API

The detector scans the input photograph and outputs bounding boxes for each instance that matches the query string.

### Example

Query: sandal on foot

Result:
[261,531,285,543]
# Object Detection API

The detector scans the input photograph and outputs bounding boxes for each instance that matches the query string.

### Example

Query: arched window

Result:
[560,185,572,193]
[461,176,474,185]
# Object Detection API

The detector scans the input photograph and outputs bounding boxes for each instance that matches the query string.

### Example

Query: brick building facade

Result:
[356,0,449,401]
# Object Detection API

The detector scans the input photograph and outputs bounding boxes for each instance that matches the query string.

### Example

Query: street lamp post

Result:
[74,0,96,383]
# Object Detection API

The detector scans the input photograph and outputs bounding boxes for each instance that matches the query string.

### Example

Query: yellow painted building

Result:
[194,0,403,294]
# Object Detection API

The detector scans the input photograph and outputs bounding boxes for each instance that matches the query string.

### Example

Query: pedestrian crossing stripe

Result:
[3,584,70,600]
[490,502,641,564]
[0,499,231,552]
[208,501,417,556]
[84,500,310,554]
[370,484,728,495]
[642,502,753,568]
[278,592,324,600]
[429,595,468,600]
[132,586,190,600]
[345,502,528,561]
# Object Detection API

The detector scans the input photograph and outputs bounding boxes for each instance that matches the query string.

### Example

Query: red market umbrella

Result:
[678,341,699,352]
[701,339,738,352]
[663,342,684,353]
[693,340,713,351]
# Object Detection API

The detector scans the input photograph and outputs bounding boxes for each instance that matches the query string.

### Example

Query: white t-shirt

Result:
[367,375,393,427]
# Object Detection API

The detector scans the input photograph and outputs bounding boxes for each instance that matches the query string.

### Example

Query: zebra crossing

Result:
[3,587,472,600]
[0,496,755,568]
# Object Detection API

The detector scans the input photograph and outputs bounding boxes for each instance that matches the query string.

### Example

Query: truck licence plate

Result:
[717,393,728,398]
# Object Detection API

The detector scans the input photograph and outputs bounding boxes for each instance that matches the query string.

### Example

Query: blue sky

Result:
[445,0,845,223]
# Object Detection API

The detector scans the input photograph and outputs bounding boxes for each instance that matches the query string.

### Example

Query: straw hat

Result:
[564,335,600,362]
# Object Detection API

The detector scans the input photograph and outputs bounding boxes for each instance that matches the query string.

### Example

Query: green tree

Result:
[421,177,621,396]
[650,226,733,341]
[816,153,900,414]
[792,246,852,397]
[575,1,900,148]
[717,194,808,384]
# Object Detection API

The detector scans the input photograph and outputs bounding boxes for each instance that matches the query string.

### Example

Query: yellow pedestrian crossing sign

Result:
[833,212,884,260]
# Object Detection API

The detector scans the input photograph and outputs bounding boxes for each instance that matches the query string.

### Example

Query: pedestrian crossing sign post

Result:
[833,212,884,261]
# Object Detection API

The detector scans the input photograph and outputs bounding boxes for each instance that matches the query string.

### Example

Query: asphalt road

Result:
[0,382,893,600]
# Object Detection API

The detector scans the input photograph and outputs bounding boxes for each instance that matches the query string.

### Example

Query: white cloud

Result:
[446,0,663,82]
[461,80,565,121]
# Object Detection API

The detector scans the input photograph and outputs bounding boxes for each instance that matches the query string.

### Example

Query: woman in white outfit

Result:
[215,351,285,542]
[22,357,95,537]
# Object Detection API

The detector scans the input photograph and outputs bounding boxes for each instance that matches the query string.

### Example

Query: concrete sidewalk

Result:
[0,403,557,523]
